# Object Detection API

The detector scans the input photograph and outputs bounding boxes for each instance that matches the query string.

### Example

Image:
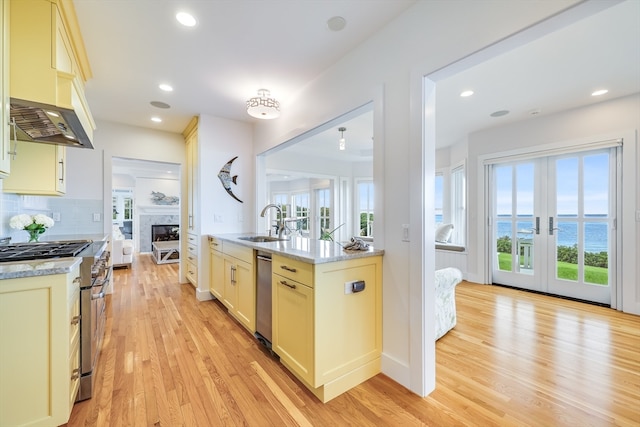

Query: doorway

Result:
[490,147,618,305]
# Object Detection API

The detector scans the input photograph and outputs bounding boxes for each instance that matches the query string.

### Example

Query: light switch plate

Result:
[93,213,100,222]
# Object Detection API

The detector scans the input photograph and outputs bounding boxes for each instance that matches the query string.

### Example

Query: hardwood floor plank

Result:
[64,256,640,427]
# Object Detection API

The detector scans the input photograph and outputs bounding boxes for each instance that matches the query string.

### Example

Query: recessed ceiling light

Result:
[327,16,347,32]
[490,110,510,117]
[159,84,173,92]
[591,89,608,97]
[151,117,162,123]
[150,101,171,109]
[176,12,196,27]
[460,90,474,97]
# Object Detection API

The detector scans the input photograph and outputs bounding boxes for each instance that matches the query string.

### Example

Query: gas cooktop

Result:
[0,241,92,262]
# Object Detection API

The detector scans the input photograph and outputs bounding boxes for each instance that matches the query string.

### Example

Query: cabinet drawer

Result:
[186,259,198,284]
[209,236,222,252]
[186,232,199,247]
[224,242,253,264]
[273,255,313,286]
[69,334,80,407]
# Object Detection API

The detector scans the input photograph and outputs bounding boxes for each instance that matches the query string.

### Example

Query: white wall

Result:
[193,114,254,300]
[251,0,581,396]
[466,94,639,314]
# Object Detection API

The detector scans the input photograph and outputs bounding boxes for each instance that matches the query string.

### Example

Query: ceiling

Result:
[75,0,639,169]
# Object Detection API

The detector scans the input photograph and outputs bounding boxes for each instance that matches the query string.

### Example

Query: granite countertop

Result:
[209,233,384,264]
[0,257,82,280]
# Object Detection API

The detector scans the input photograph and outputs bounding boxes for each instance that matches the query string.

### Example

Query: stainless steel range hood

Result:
[10,98,94,149]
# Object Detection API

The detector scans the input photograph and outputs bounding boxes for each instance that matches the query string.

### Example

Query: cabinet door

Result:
[0,0,9,178]
[222,257,237,311]
[185,129,198,232]
[3,141,66,195]
[234,259,255,331]
[209,248,224,299]
[272,274,314,385]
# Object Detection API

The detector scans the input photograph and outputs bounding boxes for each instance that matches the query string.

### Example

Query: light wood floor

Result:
[66,254,640,427]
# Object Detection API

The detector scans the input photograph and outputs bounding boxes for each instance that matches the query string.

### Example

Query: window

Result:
[292,192,310,235]
[317,188,331,233]
[123,197,133,220]
[450,165,466,245]
[357,180,374,238]
[435,173,444,225]
[272,193,289,219]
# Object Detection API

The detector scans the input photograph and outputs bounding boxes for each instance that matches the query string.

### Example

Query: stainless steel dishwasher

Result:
[255,251,272,348]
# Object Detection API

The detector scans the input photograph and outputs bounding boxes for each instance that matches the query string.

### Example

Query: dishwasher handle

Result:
[257,255,272,262]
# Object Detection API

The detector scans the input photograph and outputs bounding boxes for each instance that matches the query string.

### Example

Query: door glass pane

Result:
[556,222,578,281]
[584,222,608,285]
[556,157,578,217]
[584,153,609,216]
[516,163,533,217]
[495,165,513,271]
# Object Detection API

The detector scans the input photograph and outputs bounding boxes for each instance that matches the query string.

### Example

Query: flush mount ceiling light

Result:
[246,89,280,119]
[591,89,609,97]
[338,127,346,151]
[176,12,196,27]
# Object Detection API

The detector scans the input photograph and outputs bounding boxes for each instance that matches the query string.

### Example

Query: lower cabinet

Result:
[185,232,198,287]
[0,264,81,426]
[272,254,383,402]
[209,238,255,332]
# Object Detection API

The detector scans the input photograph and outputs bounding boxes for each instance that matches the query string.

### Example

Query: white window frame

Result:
[356,179,374,240]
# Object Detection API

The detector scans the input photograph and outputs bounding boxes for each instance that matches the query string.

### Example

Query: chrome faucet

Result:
[260,204,284,238]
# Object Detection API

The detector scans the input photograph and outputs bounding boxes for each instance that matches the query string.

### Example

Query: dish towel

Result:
[343,237,370,251]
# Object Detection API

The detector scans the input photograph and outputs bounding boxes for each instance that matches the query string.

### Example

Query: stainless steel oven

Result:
[76,240,111,402]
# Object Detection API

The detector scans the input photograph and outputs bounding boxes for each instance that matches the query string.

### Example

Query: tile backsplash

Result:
[1,192,103,243]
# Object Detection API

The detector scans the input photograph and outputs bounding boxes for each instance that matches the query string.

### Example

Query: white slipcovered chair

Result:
[435,267,463,340]
[112,225,134,268]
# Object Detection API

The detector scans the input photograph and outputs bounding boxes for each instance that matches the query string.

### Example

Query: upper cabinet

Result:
[0,0,10,178]
[183,117,199,234]
[3,0,95,187]
[3,141,66,195]
[9,0,95,143]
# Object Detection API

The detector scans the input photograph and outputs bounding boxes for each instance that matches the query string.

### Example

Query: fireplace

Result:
[151,224,179,242]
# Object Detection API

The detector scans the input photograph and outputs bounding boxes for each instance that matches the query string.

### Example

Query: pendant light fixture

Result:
[338,127,346,151]
[246,89,280,119]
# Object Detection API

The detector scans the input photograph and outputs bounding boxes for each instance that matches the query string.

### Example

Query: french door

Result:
[490,148,617,305]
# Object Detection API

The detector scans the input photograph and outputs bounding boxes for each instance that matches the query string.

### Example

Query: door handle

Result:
[548,217,560,235]
[531,216,540,235]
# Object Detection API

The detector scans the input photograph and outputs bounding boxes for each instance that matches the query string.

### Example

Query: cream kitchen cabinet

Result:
[0,0,9,178]
[0,263,81,427]
[209,237,224,300]
[272,254,383,402]
[183,117,198,233]
[185,232,198,287]
[209,239,256,332]
[2,140,66,195]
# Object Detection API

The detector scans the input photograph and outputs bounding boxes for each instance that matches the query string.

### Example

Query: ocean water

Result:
[435,214,609,253]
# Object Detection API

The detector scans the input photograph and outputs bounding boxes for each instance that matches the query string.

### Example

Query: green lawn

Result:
[497,253,608,285]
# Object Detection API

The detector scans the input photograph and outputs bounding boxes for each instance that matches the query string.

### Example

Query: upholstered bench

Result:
[112,225,134,268]
[435,267,463,340]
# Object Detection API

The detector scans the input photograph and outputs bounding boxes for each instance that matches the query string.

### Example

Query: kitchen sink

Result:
[238,235,289,243]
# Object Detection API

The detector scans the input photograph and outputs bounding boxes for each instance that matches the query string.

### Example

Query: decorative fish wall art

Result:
[217,156,243,203]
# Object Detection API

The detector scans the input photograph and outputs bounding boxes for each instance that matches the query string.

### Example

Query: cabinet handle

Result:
[280,280,296,289]
[71,368,80,381]
[71,315,81,325]
[59,158,64,183]
[7,117,17,160]
[73,276,81,284]
[231,265,236,283]
[280,265,297,273]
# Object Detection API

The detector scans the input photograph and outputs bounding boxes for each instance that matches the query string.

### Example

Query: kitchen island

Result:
[209,234,383,402]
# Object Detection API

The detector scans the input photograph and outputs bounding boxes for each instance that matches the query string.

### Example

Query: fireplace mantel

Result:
[137,205,179,215]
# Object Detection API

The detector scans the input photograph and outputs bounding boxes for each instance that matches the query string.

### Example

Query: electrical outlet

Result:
[402,224,410,242]
[52,212,61,221]
[93,213,101,222]
[636,210,640,222]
